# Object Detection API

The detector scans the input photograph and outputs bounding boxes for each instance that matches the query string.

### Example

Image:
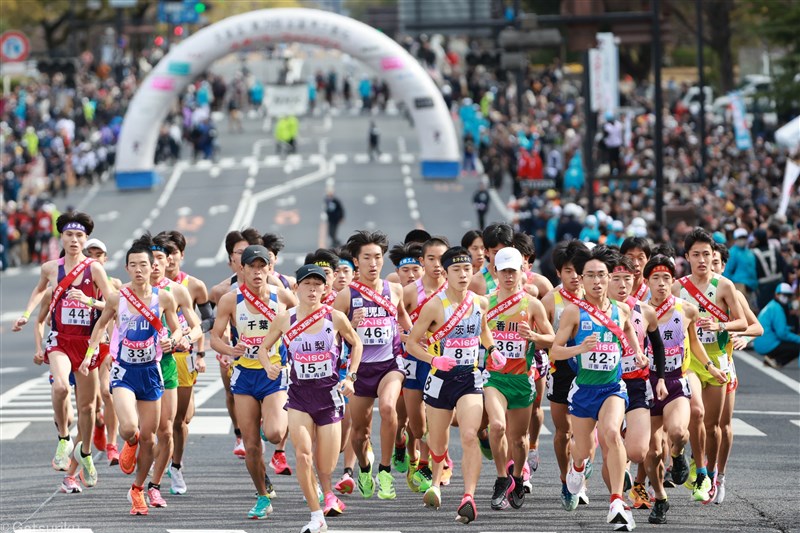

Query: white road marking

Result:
[333,153,348,164]
[791,420,800,428]
[734,350,800,395]
[195,159,213,169]
[95,210,119,222]
[219,157,236,167]
[0,367,25,374]
[156,161,189,209]
[264,155,281,166]
[168,530,248,533]
[730,418,766,437]
[0,421,30,440]
[488,188,514,222]
[0,311,23,322]
[0,372,48,408]
[364,194,377,205]
[210,166,221,178]
[733,409,800,416]
[188,416,232,435]
[354,153,369,164]
[378,153,393,163]
[209,205,230,216]
[177,206,192,216]
[399,153,415,163]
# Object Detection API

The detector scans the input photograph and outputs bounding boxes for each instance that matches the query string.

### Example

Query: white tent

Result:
[775,116,800,149]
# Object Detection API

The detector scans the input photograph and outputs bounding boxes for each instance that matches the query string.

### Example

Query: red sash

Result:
[241,284,277,322]
[351,280,397,316]
[569,295,635,356]
[286,305,331,343]
[322,290,338,306]
[155,277,170,289]
[428,293,475,346]
[486,290,525,322]
[677,277,729,322]
[121,286,165,334]
[409,282,448,323]
[654,296,675,320]
[633,283,649,301]
[49,257,95,318]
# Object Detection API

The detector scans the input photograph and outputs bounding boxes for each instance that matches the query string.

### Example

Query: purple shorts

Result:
[533,349,549,381]
[423,368,483,411]
[353,356,404,399]
[286,384,345,426]
[649,373,691,417]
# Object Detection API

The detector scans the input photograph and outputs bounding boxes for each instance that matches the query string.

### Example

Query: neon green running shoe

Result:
[412,464,433,493]
[377,470,396,500]
[73,441,97,487]
[358,464,375,498]
[406,459,420,492]
[52,438,73,471]
[692,473,712,502]
[684,457,697,490]
[393,442,410,474]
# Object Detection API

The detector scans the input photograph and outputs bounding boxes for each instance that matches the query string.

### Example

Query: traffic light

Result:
[174,25,184,36]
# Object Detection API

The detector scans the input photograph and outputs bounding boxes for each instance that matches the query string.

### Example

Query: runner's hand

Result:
[655,378,668,401]
[579,333,598,353]
[33,350,44,365]
[709,364,728,384]
[490,349,507,369]
[78,357,91,376]
[195,356,206,373]
[351,308,366,329]
[66,288,86,303]
[232,342,249,358]
[518,321,533,341]
[12,316,28,332]
[432,356,457,371]
[339,379,354,398]
[634,351,648,369]
[266,362,281,381]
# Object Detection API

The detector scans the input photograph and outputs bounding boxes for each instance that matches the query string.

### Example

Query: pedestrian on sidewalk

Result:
[368,121,381,161]
[754,283,800,368]
[324,189,345,247]
[473,179,490,230]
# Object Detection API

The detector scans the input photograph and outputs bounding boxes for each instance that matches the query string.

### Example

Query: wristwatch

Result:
[346,372,358,383]
[704,360,715,370]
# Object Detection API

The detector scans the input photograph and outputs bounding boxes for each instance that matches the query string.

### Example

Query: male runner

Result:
[469,223,514,296]
[622,237,652,302]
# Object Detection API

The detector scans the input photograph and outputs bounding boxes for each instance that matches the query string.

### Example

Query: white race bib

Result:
[581,342,620,372]
[716,356,730,374]
[357,316,392,346]
[698,327,718,345]
[110,362,127,382]
[402,358,417,378]
[621,354,638,374]
[662,345,684,373]
[240,335,264,359]
[119,337,157,364]
[443,337,479,366]
[294,352,333,380]
[60,299,92,326]
[492,330,525,359]
[424,373,444,399]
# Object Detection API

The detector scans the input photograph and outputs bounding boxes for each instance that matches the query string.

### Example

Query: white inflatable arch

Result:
[115,7,460,189]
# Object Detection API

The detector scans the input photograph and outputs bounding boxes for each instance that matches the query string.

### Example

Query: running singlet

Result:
[486,291,533,376]
[430,292,483,376]
[234,285,281,370]
[653,300,690,376]
[348,280,400,364]
[50,257,99,337]
[622,296,650,380]
[112,288,162,364]
[157,278,191,349]
[480,265,497,294]
[572,302,624,386]
[549,288,576,374]
[286,309,340,389]
[679,275,730,358]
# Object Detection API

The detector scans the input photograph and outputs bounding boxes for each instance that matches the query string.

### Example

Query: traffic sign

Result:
[157,0,200,25]
[0,31,30,63]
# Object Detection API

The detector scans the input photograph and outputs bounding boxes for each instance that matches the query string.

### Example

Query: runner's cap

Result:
[494,247,523,272]
[241,245,271,266]
[84,238,107,253]
[296,264,327,283]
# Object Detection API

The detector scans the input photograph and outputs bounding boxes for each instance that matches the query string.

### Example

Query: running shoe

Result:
[683,457,697,489]
[264,473,276,499]
[692,473,712,502]
[248,495,273,519]
[270,450,292,475]
[357,464,374,498]
[233,437,246,459]
[147,486,167,508]
[528,448,540,472]
[490,476,514,510]
[128,486,148,516]
[577,487,589,505]
[323,492,346,517]
[411,464,433,493]
[566,460,585,495]
[649,498,669,524]
[509,476,525,509]
[440,459,453,487]
[120,437,138,475]
[377,470,396,500]
[478,431,493,461]
[560,483,578,511]
[106,443,120,466]
[671,449,690,485]
[393,435,409,473]
[60,475,82,494]
[714,475,726,504]
[704,473,718,504]
[168,464,187,495]
[93,421,107,452]
[623,468,633,493]
[663,466,676,488]
[629,482,651,509]
[607,498,635,529]
[73,442,97,488]
[521,460,532,493]
[456,494,478,524]
[300,515,327,533]
[423,486,441,509]
[585,459,594,480]
[335,472,355,495]
[53,438,73,471]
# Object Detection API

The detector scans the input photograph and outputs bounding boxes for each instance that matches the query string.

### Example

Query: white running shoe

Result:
[168,464,187,495]
[566,460,586,495]
[300,515,328,533]
[528,448,540,472]
[713,476,726,504]
[577,486,589,505]
[608,499,636,530]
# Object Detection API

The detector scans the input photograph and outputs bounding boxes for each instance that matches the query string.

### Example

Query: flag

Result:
[778,159,800,217]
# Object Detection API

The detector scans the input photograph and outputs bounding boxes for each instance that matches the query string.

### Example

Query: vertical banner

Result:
[595,32,619,115]
[623,111,633,148]
[778,159,800,217]
[589,48,602,112]
[729,91,752,151]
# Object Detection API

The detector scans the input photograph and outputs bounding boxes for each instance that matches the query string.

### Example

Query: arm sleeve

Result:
[197,301,215,333]
[647,327,666,379]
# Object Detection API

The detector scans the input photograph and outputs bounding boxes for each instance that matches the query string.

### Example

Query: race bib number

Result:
[443,337,479,366]
[187,353,197,373]
[280,367,289,388]
[110,363,127,382]
[581,342,620,372]
[716,356,730,374]
[621,354,638,374]
[294,352,333,380]
[402,358,417,379]
[661,345,683,373]
[46,331,58,348]
[492,330,525,359]
[330,386,345,408]
[357,317,392,346]
[240,335,264,360]
[698,327,718,345]
[424,373,444,399]
[120,338,157,363]
[61,299,92,326]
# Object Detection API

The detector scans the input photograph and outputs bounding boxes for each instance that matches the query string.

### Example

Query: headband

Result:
[398,257,421,268]
[314,260,333,270]
[338,259,355,270]
[442,254,471,270]
[648,265,673,276]
[612,265,633,274]
[151,245,166,253]
[63,222,87,233]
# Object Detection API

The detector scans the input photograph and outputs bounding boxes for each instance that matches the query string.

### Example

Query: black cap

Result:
[296,264,327,283]
[241,245,271,266]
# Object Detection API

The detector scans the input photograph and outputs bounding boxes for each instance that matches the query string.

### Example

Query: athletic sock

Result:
[234,428,242,438]
[148,482,160,490]
[80,449,91,458]
[610,493,623,503]
[574,461,585,473]
[696,466,708,477]
[378,464,391,474]
[172,462,182,470]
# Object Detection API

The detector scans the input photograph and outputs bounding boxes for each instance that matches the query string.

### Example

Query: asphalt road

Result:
[1,108,799,533]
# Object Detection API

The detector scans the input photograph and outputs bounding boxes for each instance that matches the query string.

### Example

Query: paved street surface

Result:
[1,109,799,533]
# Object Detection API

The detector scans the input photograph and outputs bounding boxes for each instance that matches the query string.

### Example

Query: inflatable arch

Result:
[115,7,461,189]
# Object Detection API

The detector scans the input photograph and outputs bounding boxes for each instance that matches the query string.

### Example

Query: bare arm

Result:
[406,300,440,365]
[14,263,53,331]
[526,298,554,349]
[256,313,289,373]
[210,293,239,358]
[477,296,495,349]
[550,305,594,361]
[393,282,412,331]
[334,309,362,375]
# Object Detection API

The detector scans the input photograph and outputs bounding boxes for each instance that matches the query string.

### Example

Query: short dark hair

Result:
[614,255,636,274]
[388,242,423,267]
[512,232,535,262]
[421,237,450,257]
[346,230,389,258]
[460,229,482,249]
[620,237,651,258]
[225,228,261,258]
[165,230,186,252]
[404,229,432,245]
[56,211,94,235]
[573,244,620,275]
[262,233,285,256]
[652,242,676,258]
[128,233,155,265]
[552,240,589,271]
[152,233,178,256]
[684,228,714,254]
[304,248,339,270]
[714,242,730,265]
[335,246,354,268]
[643,255,676,279]
[482,223,514,249]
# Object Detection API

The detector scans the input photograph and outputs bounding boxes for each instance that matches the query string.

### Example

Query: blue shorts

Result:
[567,380,628,420]
[402,354,431,391]
[110,361,164,402]
[423,368,483,411]
[230,366,287,402]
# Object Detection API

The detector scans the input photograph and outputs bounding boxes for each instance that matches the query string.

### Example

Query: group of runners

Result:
[12,210,763,532]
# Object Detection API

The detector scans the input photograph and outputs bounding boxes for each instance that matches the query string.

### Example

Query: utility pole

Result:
[583,49,596,213]
[653,0,665,226]
[696,0,707,182]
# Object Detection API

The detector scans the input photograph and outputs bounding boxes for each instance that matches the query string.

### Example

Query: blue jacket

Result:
[724,245,758,291]
[753,300,800,354]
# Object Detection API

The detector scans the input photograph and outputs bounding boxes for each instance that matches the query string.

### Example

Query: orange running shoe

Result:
[120,434,139,475]
[270,450,292,475]
[128,486,148,515]
[107,443,120,466]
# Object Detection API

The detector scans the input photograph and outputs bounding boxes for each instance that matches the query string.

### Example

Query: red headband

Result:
[613,265,633,274]
[648,265,672,276]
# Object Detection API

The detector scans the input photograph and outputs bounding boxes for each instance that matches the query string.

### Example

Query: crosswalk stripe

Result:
[0,421,31,440]
[731,418,766,436]
[188,416,232,435]
[167,530,248,533]
[791,420,800,428]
